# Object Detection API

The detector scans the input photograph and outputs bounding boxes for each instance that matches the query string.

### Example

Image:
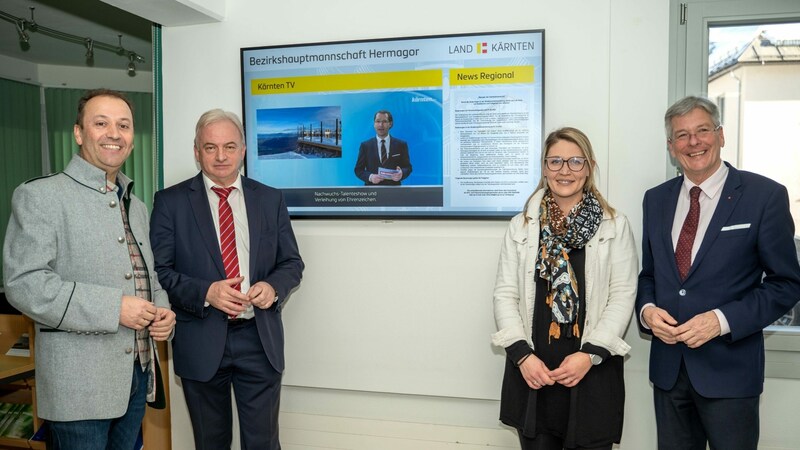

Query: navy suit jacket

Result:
[354,136,412,185]
[636,163,800,398]
[150,173,303,382]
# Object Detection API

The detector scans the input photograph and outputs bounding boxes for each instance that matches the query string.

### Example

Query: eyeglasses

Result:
[670,125,721,144]
[201,144,240,155]
[544,156,587,172]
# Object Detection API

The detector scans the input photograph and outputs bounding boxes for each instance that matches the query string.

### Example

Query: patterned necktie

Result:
[675,186,702,280]
[380,139,387,164]
[211,186,242,300]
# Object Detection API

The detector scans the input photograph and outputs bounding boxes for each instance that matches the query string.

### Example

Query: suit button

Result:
[679,289,686,296]
[118,236,125,243]
[75,331,82,335]
[109,200,118,208]
[125,348,133,354]
[125,273,133,280]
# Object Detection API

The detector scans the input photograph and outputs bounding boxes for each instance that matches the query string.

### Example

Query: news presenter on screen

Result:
[354,110,412,185]
[491,127,637,450]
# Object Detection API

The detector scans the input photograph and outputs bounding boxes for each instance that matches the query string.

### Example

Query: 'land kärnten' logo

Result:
[448,39,535,55]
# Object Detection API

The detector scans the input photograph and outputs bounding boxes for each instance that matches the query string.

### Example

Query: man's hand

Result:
[120,295,157,330]
[368,174,382,184]
[390,167,403,182]
[548,352,592,388]
[246,281,277,310]
[519,353,555,390]
[675,311,721,348]
[148,307,176,341]
[642,305,680,344]
[206,277,250,316]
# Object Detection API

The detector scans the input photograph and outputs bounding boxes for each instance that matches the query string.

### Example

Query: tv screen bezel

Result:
[240,29,545,220]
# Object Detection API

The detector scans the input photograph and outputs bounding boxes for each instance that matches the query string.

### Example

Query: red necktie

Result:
[211,187,241,317]
[380,139,387,164]
[675,186,702,280]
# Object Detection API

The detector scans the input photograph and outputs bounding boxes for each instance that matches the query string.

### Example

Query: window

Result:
[707,22,800,328]
[670,0,800,375]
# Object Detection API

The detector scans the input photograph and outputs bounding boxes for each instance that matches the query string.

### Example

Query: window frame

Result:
[669,0,800,378]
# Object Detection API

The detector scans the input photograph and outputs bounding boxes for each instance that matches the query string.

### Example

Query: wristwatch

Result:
[587,353,603,365]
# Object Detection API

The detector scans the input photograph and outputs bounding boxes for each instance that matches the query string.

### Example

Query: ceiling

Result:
[0,0,152,72]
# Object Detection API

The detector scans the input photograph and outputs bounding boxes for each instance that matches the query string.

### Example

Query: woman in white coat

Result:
[492,127,638,450]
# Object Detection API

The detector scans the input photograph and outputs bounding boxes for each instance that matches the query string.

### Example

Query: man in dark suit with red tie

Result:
[636,96,800,450]
[149,109,304,449]
[354,110,412,185]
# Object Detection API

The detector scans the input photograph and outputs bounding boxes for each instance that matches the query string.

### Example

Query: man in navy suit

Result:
[354,110,412,185]
[150,109,303,449]
[636,96,800,450]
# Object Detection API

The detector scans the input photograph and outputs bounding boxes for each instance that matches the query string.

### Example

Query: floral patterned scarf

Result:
[535,190,603,341]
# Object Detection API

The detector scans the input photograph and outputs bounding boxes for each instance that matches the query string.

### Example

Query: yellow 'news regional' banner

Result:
[449,66,534,86]
[251,70,442,95]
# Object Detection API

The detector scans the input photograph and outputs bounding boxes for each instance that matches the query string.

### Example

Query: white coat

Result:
[491,189,638,356]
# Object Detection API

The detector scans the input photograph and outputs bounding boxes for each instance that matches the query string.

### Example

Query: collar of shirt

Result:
[376,135,391,147]
[106,180,124,201]
[672,161,730,256]
[202,172,244,195]
[681,161,728,201]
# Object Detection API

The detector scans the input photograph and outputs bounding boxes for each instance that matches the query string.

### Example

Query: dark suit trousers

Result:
[653,361,759,450]
[182,319,282,450]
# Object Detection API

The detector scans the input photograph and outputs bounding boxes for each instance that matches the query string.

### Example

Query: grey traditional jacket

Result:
[3,155,169,421]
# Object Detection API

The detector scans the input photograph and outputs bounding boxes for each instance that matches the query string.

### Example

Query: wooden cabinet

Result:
[0,315,172,449]
[0,314,41,449]
[143,342,172,449]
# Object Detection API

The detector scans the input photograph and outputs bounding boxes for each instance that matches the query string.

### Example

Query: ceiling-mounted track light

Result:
[15,19,28,43]
[85,38,94,63]
[0,7,146,74]
[127,53,136,76]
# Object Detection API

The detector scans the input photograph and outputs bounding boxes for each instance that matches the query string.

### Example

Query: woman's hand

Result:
[548,352,592,388]
[519,353,555,389]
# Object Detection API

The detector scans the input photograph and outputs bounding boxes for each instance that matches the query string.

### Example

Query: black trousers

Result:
[653,361,759,450]
[517,431,612,450]
[182,319,282,450]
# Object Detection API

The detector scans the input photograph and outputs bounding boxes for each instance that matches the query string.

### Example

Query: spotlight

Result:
[117,34,125,55]
[16,20,29,44]
[127,53,136,76]
[85,38,94,63]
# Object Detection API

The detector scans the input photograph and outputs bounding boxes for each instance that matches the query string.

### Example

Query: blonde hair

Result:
[523,127,614,222]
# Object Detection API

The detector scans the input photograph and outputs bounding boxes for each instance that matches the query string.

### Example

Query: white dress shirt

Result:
[641,162,731,335]
[202,173,253,319]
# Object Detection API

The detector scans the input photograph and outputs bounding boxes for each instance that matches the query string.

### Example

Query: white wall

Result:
[160,1,799,449]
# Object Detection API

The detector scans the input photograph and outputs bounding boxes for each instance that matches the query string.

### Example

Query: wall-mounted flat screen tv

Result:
[241,29,544,218]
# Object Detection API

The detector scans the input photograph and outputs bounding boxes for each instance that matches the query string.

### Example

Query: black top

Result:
[499,247,625,448]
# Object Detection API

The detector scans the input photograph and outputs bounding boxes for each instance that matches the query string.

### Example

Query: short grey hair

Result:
[194,109,245,148]
[664,96,721,139]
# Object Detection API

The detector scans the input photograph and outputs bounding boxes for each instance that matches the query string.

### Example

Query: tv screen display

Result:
[241,29,544,218]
